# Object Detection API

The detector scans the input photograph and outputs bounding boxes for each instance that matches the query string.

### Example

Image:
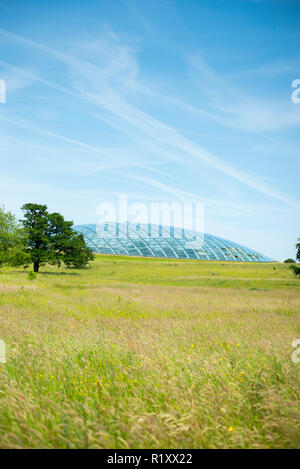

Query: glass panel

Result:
[73,223,273,262]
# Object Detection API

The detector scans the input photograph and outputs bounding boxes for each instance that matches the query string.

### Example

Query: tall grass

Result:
[0,257,299,448]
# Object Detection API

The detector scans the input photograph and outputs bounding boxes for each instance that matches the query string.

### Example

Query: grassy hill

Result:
[0,256,299,448]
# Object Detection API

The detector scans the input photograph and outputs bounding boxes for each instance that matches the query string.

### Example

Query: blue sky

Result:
[0,0,299,260]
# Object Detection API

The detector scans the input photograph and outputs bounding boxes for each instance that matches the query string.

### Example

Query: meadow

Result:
[0,255,299,449]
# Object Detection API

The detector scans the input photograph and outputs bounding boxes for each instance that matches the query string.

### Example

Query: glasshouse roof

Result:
[73,222,273,262]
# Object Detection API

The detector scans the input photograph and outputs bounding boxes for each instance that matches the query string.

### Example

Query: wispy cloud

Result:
[185,54,300,132]
[0,27,299,209]
[0,112,121,162]
[228,58,300,79]
[81,88,299,206]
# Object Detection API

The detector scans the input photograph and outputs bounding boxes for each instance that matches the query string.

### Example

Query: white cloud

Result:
[0,27,299,209]
[185,54,300,132]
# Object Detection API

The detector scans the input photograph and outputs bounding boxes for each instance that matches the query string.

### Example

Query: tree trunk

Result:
[33,261,39,273]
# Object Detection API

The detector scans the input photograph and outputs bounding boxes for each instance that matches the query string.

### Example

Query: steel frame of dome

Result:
[74,222,273,262]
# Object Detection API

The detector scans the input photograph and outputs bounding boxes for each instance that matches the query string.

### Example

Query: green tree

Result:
[290,264,300,277]
[284,258,295,263]
[21,203,94,272]
[0,206,29,268]
[289,239,300,278]
[63,232,95,268]
[296,239,300,262]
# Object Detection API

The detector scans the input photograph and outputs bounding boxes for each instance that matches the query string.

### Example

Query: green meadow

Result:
[0,256,299,449]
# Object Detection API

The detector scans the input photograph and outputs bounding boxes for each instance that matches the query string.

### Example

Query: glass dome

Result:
[73,222,273,262]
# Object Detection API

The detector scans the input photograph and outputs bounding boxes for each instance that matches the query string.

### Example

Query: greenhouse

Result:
[73,222,273,262]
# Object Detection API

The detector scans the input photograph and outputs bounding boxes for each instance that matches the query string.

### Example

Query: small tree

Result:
[289,239,300,278]
[21,203,94,272]
[284,258,295,263]
[296,239,300,262]
[290,264,300,277]
[0,206,29,268]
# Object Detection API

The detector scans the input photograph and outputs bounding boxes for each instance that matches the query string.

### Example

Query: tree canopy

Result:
[21,203,94,272]
[0,206,29,268]
[296,239,300,263]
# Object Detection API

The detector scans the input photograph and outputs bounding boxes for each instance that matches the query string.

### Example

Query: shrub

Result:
[290,264,300,277]
[27,271,37,280]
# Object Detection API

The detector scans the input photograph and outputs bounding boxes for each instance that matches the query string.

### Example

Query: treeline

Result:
[285,240,300,277]
[0,204,94,272]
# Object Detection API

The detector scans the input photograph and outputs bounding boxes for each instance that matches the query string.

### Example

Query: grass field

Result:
[0,255,299,449]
